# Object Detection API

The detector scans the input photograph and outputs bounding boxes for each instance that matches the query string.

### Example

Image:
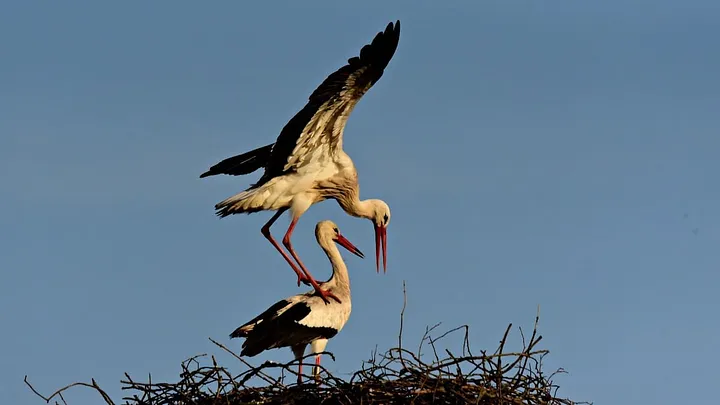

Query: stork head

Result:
[364,199,390,274]
[315,220,364,259]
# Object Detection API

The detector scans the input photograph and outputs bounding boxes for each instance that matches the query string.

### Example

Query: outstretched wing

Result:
[261,21,401,181]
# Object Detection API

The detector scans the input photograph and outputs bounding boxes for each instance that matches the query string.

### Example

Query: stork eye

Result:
[334,227,339,234]
[383,214,389,224]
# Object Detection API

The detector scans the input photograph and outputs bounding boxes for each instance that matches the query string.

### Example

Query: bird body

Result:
[233,289,351,358]
[214,150,357,219]
[230,220,363,383]
[201,21,399,302]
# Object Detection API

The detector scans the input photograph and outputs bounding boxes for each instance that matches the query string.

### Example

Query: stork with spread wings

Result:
[200,21,400,304]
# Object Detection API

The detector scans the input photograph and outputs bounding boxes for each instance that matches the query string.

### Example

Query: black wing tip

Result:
[199,164,227,178]
[378,22,400,54]
[383,20,401,40]
[215,208,232,218]
[346,20,401,67]
[198,144,274,179]
[199,167,225,178]
[376,20,400,43]
[353,20,401,78]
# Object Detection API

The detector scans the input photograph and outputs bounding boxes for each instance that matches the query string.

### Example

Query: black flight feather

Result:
[231,301,338,358]
[229,298,291,338]
[199,143,274,178]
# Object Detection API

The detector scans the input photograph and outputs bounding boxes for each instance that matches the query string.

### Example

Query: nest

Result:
[26,290,587,405]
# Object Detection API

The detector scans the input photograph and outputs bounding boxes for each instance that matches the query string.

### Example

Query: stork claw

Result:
[297,274,313,287]
[313,287,341,305]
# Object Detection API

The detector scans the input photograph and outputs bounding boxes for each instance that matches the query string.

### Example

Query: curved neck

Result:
[318,174,373,220]
[321,240,350,292]
[343,197,374,220]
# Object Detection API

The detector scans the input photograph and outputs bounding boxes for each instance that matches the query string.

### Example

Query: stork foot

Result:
[312,286,341,305]
[296,274,313,287]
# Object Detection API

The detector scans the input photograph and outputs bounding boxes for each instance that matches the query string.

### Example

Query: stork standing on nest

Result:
[200,21,400,304]
[230,220,363,385]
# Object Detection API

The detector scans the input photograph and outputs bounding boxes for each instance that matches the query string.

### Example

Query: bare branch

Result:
[24,375,115,405]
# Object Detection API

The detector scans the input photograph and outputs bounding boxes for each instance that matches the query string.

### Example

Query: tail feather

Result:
[214,186,272,217]
[230,299,294,357]
[199,143,274,178]
[233,326,273,357]
[230,299,291,340]
[240,335,271,357]
[213,171,290,217]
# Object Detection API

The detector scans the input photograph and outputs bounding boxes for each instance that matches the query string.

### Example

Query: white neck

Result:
[347,198,374,220]
[321,239,351,292]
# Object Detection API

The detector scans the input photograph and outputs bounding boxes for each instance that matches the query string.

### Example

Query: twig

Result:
[24,375,115,405]
[208,337,276,385]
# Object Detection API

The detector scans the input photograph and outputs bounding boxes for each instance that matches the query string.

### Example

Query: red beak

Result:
[335,233,365,259]
[374,224,387,273]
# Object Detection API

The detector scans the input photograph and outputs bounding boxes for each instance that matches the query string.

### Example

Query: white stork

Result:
[200,21,400,304]
[230,220,363,385]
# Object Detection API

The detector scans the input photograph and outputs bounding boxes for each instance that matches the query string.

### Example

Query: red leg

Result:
[292,344,306,385]
[261,209,311,287]
[282,218,342,305]
[314,354,322,383]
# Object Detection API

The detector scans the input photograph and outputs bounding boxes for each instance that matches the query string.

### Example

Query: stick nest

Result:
[25,310,588,405]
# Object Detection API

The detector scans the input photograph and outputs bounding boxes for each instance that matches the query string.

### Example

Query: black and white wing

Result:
[229,298,293,338]
[260,21,401,182]
[230,297,342,357]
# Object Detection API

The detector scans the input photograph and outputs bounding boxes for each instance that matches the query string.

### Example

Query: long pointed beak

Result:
[374,224,388,274]
[335,233,365,259]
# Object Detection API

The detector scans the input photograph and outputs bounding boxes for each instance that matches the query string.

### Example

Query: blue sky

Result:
[2,1,719,404]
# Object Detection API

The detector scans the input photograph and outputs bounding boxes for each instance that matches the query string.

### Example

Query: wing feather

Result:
[199,143,274,178]
[262,21,401,181]
[234,300,338,357]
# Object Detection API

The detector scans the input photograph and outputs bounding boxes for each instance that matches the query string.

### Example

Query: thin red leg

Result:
[261,209,311,287]
[282,218,341,305]
[314,354,322,383]
[292,345,306,385]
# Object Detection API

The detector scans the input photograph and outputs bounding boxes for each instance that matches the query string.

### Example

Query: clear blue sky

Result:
[2,1,719,404]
